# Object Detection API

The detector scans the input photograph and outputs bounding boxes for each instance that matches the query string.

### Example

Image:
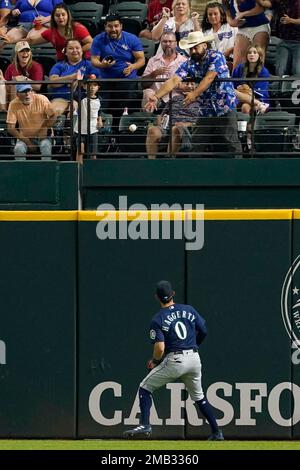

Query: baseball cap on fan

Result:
[15,40,31,53]
[156,280,174,303]
[16,83,33,93]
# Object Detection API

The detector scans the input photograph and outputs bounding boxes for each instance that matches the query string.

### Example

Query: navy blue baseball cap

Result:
[156,280,174,302]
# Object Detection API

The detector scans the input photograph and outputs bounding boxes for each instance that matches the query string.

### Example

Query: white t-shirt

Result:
[74,97,101,135]
[207,23,237,56]
[154,17,195,54]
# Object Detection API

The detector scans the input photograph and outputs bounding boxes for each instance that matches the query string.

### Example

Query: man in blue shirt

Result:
[123,280,224,441]
[91,13,145,120]
[146,31,242,157]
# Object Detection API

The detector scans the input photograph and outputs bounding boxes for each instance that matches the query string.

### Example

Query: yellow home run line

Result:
[80,209,293,221]
[0,211,78,221]
[0,209,297,221]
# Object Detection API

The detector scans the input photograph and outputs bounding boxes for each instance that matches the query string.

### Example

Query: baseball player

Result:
[123,280,224,440]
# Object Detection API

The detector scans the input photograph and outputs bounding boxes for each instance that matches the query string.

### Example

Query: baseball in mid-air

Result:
[129,124,137,132]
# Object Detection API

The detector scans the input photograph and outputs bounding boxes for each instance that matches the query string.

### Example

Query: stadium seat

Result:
[121,17,142,36]
[33,56,56,77]
[0,57,10,74]
[0,111,12,158]
[77,18,99,37]
[137,38,157,75]
[268,75,281,110]
[278,76,300,118]
[265,36,282,76]
[253,111,297,155]
[31,43,57,59]
[109,2,148,23]
[69,2,103,25]
[97,112,114,154]
[69,1,103,35]
[140,38,156,61]
[0,45,15,63]
[118,111,157,156]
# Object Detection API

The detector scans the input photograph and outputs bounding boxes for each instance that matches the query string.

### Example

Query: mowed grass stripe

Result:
[0,440,299,450]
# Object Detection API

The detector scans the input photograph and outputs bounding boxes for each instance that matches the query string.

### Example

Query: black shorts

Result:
[75,133,98,155]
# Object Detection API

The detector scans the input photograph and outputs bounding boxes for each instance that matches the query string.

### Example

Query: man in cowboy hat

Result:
[146,30,242,157]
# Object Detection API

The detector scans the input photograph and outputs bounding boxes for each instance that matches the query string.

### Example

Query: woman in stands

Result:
[151,0,201,53]
[0,0,61,47]
[27,3,93,60]
[222,0,272,69]
[201,1,237,71]
[4,39,43,102]
[48,38,99,116]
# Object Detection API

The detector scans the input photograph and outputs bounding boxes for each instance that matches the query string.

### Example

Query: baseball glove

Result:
[147,359,155,370]
[146,357,162,370]
[237,84,252,97]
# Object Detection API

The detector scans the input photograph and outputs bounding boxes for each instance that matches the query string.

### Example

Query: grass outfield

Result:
[0,440,300,450]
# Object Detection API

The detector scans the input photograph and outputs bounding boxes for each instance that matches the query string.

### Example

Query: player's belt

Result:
[170,347,198,355]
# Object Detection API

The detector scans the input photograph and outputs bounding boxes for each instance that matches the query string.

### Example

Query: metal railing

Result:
[1,77,300,160]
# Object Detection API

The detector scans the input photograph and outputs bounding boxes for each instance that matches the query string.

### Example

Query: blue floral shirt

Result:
[175,49,237,117]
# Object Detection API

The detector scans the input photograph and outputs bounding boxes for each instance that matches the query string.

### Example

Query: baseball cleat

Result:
[123,425,152,439]
[208,430,224,441]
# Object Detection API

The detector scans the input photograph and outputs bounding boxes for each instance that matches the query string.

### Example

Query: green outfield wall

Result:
[0,212,77,437]
[2,159,300,210]
[0,209,300,439]
[0,162,78,210]
[82,159,300,210]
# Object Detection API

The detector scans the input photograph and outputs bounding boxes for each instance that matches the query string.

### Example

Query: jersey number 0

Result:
[174,321,187,340]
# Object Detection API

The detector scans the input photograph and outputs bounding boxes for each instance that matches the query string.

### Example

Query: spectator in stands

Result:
[141,31,187,110]
[201,2,237,71]
[91,13,145,119]
[27,3,93,60]
[4,40,44,103]
[49,38,100,116]
[151,0,201,53]
[232,44,270,149]
[232,44,270,113]
[271,0,300,77]
[74,75,103,164]
[140,0,173,40]
[222,0,272,69]
[146,31,242,157]
[6,82,57,160]
[0,0,62,47]
[0,0,12,28]
[146,79,200,158]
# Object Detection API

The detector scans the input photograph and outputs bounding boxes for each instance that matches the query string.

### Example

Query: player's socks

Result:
[196,397,219,434]
[139,387,152,425]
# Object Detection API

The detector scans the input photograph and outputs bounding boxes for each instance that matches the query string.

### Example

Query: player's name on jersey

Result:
[163,309,196,327]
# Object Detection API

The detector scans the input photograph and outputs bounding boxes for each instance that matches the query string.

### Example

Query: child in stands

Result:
[74,75,103,164]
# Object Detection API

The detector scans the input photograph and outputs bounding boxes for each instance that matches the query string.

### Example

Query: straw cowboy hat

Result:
[179,31,215,50]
